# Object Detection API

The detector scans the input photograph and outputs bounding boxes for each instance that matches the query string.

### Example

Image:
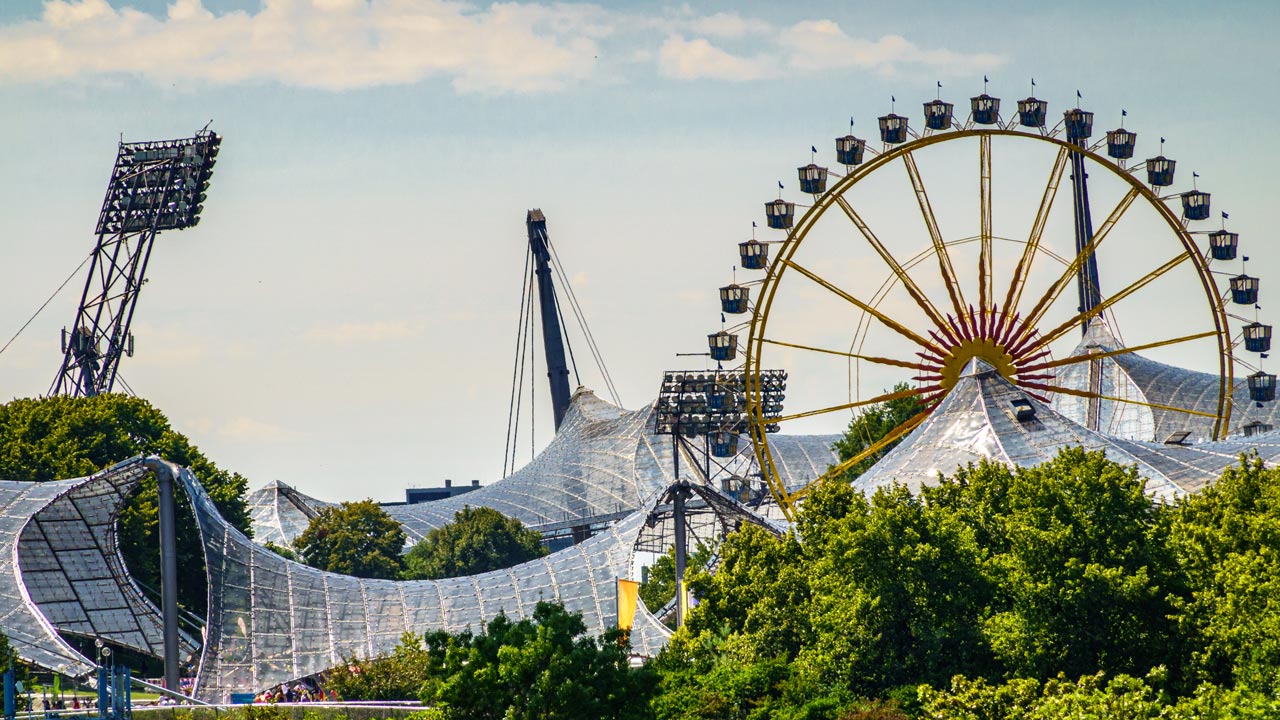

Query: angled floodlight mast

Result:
[51,129,222,397]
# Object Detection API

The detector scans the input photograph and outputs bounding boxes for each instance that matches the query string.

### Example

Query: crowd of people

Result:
[253,677,336,703]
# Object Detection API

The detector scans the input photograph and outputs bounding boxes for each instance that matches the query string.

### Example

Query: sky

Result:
[1,0,1277,502]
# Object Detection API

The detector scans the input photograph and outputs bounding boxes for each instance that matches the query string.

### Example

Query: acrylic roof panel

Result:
[0,479,96,676]
[1053,322,1280,442]
[18,462,198,661]
[388,389,671,543]
[246,480,327,548]
[857,359,1280,499]
[182,462,670,702]
[250,388,841,546]
[0,457,195,677]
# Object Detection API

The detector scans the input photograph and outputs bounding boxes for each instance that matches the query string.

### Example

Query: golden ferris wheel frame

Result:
[743,128,1234,520]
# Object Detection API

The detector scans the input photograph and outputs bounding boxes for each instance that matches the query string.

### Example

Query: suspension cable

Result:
[503,246,533,477]
[528,268,537,462]
[545,238,623,406]
[553,284,582,387]
[0,252,92,358]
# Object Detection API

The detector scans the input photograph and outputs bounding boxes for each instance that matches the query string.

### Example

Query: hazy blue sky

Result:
[1,0,1276,501]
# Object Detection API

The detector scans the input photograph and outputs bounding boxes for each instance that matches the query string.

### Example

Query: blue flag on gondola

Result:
[1194,171,1200,178]
[1077,89,1082,99]
[778,180,784,190]
[811,145,817,153]
[721,313,726,323]
[1122,109,1127,117]
[1223,211,1230,219]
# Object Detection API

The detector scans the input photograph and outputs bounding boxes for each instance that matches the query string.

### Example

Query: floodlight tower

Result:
[51,130,222,397]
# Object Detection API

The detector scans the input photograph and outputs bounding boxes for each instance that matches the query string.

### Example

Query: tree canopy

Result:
[327,602,655,720]
[402,505,547,580]
[831,382,927,481]
[650,449,1280,718]
[294,500,406,579]
[0,394,251,614]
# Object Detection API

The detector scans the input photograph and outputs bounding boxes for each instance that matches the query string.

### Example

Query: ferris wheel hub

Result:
[938,338,1016,392]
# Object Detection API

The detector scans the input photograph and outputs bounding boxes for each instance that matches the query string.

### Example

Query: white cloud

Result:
[304,320,419,344]
[658,35,778,82]
[779,20,1006,76]
[684,11,771,39]
[658,19,1005,82]
[0,2,1007,90]
[0,0,611,93]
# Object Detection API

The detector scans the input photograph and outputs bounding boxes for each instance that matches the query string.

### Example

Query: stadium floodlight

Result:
[52,128,223,398]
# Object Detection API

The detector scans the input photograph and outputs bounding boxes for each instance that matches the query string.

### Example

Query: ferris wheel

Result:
[715,83,1274,519]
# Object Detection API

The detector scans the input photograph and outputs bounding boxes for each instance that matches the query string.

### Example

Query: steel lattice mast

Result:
[51,130,221,397]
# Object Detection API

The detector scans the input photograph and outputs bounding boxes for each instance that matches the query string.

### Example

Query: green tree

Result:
[654,448,1196,715]
[799,481,996,694]
[945,450,1183,681]
[638,542,716,623]
[329,602,655,719]
[261,541,299,562]
[294,500,406,579]
[0,394,251,614]
[831,382,927,481]
[402,506,547,580]
[1169,454,1280,690]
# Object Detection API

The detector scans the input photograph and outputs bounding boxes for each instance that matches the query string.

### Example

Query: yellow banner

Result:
[616,578,640,630]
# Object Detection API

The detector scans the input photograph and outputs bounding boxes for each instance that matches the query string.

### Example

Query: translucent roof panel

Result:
[857,359,1280,500]
[249,389,841,547]
[19,462,197,660]
[246,480,327,548]
[181,463,670,703]
[1053,322,1280,442]
[0,479,97,676]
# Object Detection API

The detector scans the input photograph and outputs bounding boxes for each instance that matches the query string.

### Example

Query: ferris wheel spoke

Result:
[1003,145,1070,316]
[782,258,942,353]
[791,408,933,501]
[1018,330,1219,372]
[1015,186,1142,342]
[760,338,926,370]
[1017,250,1191,357]
[979,134,993,318]
[903,151,970,328]
[833,195,956,342]
[1018,381,1222,420]
[771,386,935,425]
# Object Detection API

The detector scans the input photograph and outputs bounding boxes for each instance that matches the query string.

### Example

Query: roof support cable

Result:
[546,238,623,405]
[503,246,534,478]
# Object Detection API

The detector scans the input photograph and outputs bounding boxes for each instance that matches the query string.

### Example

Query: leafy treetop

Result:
[402,505,548,580]
[295,500,406,580]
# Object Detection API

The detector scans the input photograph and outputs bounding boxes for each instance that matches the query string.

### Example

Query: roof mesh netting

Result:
[20,461,198,660]
[0,458,199,677]
[248,389,841,546]
[1053,322,1280,442]
[181,462,670,702]
[246,480,324,548]
[858,359,1280,498]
